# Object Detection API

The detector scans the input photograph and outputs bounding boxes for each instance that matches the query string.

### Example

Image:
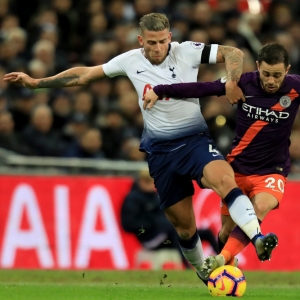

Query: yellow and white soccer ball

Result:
[207,265,247,297]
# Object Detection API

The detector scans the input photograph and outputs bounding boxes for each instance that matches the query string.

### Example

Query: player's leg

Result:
[218,213,236,252]
[220,192,278,264]
[164,196,205,273]
[147,149,205,275]
[218,172,249,252]
[218,174,285,263]
[201,160,263,243]
[197,229,218,254]
[199,162,278,278]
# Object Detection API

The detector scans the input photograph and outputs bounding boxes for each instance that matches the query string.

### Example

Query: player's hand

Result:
[3,72,37,89]
[225,81,245,104]
[143,89,159,110]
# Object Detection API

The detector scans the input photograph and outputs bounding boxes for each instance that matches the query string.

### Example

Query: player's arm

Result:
[143,80,225,110]
[216,45,245,104]
[3,65,105,89]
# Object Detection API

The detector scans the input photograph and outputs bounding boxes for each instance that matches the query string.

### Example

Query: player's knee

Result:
[254,201,274,217]
[175,225,196,240]
[177,231,192,240]
[217,175,237,197]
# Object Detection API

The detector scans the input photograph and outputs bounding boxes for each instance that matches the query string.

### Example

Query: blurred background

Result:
[0,0,299,272]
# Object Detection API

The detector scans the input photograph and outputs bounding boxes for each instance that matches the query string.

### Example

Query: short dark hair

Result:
[257,43,290,68]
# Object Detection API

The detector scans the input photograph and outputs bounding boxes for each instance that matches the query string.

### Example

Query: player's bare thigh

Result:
[164,195,196,239]
[201,160,237,198]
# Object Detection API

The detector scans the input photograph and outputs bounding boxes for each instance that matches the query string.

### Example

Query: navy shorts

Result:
[147,134,225,209]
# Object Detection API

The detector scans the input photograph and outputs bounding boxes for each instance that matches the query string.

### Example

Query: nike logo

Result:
[219,278,225,291]
[246,208,253,211]
[245,95,255,98]
[137,70,147,74]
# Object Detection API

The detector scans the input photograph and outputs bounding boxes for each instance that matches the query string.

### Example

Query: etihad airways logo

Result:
[242,103,289,123]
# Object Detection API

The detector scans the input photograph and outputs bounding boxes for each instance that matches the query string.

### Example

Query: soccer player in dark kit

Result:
[143,42,298,279]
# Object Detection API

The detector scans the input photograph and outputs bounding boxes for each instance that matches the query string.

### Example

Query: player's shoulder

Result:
[170,41,205,52]
[119,48,143,58]
[284,73,300,84]
[109,48,143,63]
[282,74,300,95]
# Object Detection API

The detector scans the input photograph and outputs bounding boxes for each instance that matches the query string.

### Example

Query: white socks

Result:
[180,238,204,272]
[228,194,261,239]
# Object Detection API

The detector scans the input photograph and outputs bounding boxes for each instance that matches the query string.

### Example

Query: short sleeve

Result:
[102,52,128,78]
[173,42,218,68]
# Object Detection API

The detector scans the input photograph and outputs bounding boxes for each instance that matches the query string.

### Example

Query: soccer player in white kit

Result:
[4,13,277,280]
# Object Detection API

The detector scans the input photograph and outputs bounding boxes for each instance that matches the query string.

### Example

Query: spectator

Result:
[0,110,33,155]
[22,104,68,156]
[6,27,28,61]
[90,78,114,115]
[121,169,218,268]
[121,168,186,263]
[73,89,96,124]
[50,0,79,52]
[51,89,73,130]
[2,0,300,164]
[120,137,146,161]
[9,86,35,132]
[106,0,135,29]
[85,41,114,67]
[28,58,48,79]
[0,88,7,111]
[82,12,110,48]
[31,39,69,75]
[99,107,128,159]
[133,0,154,23]
[190,1,212,31]
[63,112,90,142]
[118,90,140,126]
[26,8,58,49]
[63,127,105,159]
[223,9,254,56]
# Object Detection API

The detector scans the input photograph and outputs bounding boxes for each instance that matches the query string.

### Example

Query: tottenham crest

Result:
[279,95,291,108]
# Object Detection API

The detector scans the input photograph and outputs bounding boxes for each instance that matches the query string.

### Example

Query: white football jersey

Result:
[102,41,218,153]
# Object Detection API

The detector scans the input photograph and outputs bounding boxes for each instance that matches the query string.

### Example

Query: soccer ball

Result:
[207,265,247,297]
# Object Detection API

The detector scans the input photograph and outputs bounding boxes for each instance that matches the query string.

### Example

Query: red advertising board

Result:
[0,175,299,270]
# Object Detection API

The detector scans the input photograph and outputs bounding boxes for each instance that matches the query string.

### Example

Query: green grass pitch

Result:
[0,269,299,299]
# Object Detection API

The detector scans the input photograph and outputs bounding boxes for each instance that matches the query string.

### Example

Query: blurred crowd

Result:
[1,0,300,173]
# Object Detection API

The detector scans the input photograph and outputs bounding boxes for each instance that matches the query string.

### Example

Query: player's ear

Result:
[286,64,291,74]
[137,35,143,46]
[255,61,260,71]
[168,31,172,41]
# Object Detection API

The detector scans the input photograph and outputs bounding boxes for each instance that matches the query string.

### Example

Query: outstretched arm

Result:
[216,45,245,104]
[3,65,105,89]
[143,80,225,110]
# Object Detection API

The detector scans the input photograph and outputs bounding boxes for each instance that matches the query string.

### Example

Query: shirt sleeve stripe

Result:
[209,44,218,64]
